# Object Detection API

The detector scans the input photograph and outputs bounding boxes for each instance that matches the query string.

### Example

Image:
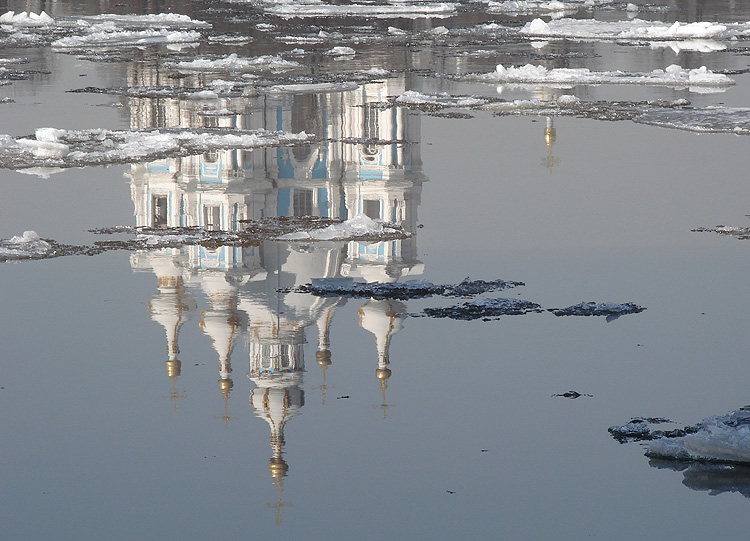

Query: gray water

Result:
[3,0,750,538]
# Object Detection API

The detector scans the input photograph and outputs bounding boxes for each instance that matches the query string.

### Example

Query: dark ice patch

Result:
[415,297,543,321]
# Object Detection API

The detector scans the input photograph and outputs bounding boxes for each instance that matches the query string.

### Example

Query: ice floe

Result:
[549,301,645,321]
[693,223,750,240]
[278,213,406,242]
[0,11,209,48]
[172,53,301,73]
[52,28,202,48]
[635,106,750,134]
[0,230,101,261]
[611,406,750,467]
[260,1,457,19]
[649,40,727,53]
[521,17,750,41]
[416,297,544,320]
[471,63,734,91]
[296,277,523,299]
[646,408,750,465]
[0,230,52,260]
[0,11,55,26]
[486,1,586,16]
[393,90,498,111]
[0,127,314,172]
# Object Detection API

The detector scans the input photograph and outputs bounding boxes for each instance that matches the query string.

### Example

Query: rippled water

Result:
[4,1,750,538]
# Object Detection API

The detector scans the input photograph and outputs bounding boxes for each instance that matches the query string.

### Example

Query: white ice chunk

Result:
[263,2,456,19]
[648,408,750,464]
[325,46,356,56]
[520,17,742,41]
[172,53,301,73]
[473,63,733,90]
[0,230,52,260]
[279,214,406,241]
[0,10,55,26]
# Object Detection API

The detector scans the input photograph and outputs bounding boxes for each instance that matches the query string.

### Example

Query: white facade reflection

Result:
[127,63,425,523]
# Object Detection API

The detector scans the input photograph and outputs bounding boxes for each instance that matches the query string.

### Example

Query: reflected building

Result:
[126,59,425,523]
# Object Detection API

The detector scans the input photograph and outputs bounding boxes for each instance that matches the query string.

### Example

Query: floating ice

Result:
[265,82,360,94]
[520,17,750,41]
[487,1,581,16]
[418,297,543,320]
[298,277,524,299]
[52,28,201,48]
[635,106,750,134]
[74,13,210,28]
[394,90,496,110]
[647,407,750,465]
[172,53,301,73]
[0,127,314,172]
[261,1,457,19]
[549,301,645,319]
[0,230,53,261]
[0,11,55,26]
[325,46,356,56]
[474,63,733,90]
[693,220,750,240]
[649,40,727,53]
[278,213,406,242]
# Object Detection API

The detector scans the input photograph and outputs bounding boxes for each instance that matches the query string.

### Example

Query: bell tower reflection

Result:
[359,299,405,418]
[135,250,196,410]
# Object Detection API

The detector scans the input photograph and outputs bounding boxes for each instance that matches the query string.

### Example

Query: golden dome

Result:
[268,457,289,479]
[218,378,234,392]
[316,350,332,366]
[375,367,392,380]
[165,360,181,378]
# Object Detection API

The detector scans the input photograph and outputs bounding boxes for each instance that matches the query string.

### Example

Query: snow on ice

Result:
[260,1,457,19]
[647,407,750,465]
[0,127,314,173]
[278,213,406,242]
[521,17,750,41]
[0,230,52,260]
[473,63,733,91]
[172,53,301,73]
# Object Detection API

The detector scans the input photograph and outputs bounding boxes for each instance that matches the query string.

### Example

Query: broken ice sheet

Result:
[646,407,750,465]
[297,277,524,299]
[393,91,500,111]
[171,54,302,74]
[1,10,210,48]
[416,297,544,320]
[278,214,407,242]
[468,63,733,92]
[0,127,315,173]
[520,17,750,42]
[635,107,750,134]
[548,302,645,321]
[259,1,458,19]
[0,230,98,261]
[693,223,750,240]
[611,406,750,468]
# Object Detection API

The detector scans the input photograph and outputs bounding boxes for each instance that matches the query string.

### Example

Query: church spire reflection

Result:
[127,58,425,523]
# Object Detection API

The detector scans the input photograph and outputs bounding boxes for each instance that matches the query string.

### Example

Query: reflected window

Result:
[361,103,380,162]
[279,346,292,370]
[152,195,168,227]
[203,150,219,163]
[203,205,221,231]
[363,199,381,220]
[293,189,313,217]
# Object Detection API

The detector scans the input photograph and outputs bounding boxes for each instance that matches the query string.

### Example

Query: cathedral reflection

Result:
[127,61,425,523]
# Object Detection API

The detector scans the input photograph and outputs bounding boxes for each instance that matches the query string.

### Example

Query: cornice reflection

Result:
[127,60,425,524]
